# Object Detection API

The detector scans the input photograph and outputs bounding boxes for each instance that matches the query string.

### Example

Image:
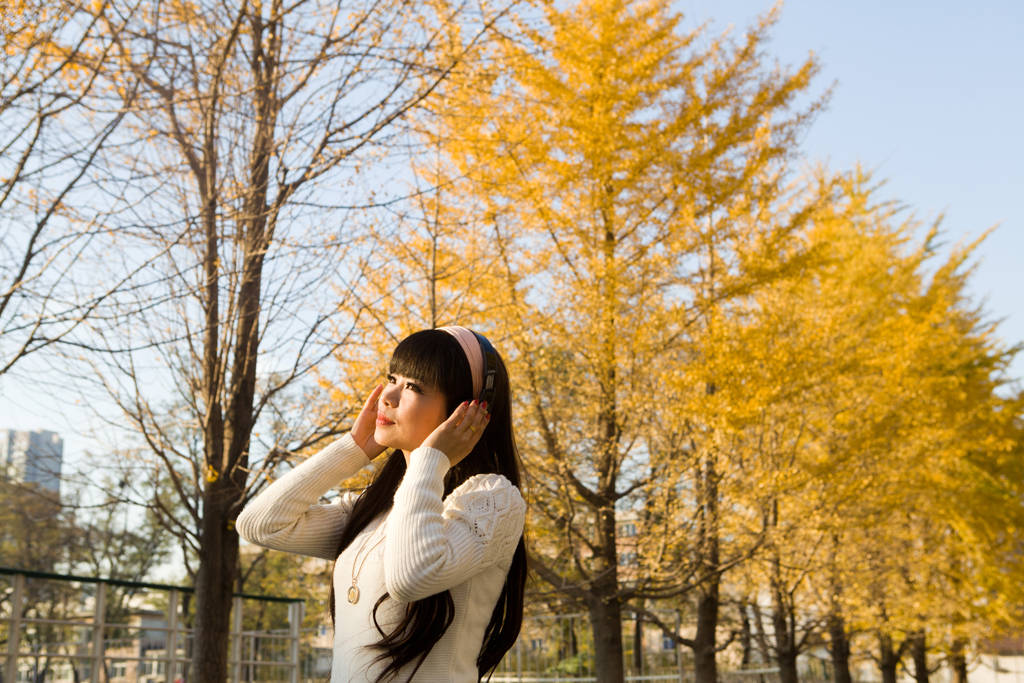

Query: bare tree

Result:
[59,0,517,679]
[0,0,138,375]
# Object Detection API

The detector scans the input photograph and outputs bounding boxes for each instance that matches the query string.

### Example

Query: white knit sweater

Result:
[235,433,526,682]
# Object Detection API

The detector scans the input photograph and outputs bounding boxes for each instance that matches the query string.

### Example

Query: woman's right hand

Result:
[352,384,385,459]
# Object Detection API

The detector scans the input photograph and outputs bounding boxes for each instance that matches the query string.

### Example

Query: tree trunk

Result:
[751,602,772,666]
[588,594,625,683]
[693,582,719,683]
[825,541,851,683]
[559,616,580,661]
[195,122,229,682]
[878,633,900,683]
[827,614,852,683]
[769,542,798,683]
[190,114,265,678]
[693,443,721,683]
[910,631,928,683]
[772,600,798,683]
[950,639,968,683]
[192,477,241,682]
[583,218,626,683]
[775,640,799,683]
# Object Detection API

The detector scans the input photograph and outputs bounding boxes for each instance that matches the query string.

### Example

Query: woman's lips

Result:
[376,415,395,426]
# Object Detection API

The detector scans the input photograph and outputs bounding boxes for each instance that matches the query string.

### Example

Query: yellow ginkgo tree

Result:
[426,1,828,680]
[709,172,1024,683]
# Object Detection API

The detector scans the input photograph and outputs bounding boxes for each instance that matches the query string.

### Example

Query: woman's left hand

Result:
[421,400,490,467]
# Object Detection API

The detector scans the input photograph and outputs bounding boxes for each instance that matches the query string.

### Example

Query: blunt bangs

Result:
[389,329,474,410]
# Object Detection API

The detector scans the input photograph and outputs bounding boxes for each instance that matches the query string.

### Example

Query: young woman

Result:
[236,327,527,682]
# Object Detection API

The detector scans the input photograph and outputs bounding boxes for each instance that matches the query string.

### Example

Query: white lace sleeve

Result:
[236,433,370,560]
[383,447,526,603]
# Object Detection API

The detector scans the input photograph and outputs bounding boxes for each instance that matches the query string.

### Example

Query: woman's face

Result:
[375,372,449,455]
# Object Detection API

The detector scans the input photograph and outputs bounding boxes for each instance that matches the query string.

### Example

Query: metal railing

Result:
[4,567,885,683]
[0,567,303,683]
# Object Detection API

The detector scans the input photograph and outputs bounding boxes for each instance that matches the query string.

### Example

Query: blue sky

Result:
[681,0,1023,381]
[3,0,1022,458]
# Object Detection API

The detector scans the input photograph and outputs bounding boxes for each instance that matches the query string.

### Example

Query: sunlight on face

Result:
[374,373,448,456]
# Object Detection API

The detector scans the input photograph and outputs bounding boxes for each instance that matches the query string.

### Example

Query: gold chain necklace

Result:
[347,524,385,604]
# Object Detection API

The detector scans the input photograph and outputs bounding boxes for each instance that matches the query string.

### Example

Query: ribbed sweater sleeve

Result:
[384,446,526,603]
[235,433,370,561]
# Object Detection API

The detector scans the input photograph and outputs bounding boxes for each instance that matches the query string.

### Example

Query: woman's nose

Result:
[380,384,399,407]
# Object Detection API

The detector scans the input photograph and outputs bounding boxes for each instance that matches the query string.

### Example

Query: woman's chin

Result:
[373,425,390,445]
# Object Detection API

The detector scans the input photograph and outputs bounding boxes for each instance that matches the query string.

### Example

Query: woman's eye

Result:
[386,374,396,384]
[405,382,422,394]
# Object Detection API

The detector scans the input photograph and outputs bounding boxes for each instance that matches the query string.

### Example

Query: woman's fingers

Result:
[452,400,488,432]
[367,383,383,408]
[361,384,382,417]
[352,384,385,459]
[461,400,489,433]
[423,400,490,466]
[357,384,382,425]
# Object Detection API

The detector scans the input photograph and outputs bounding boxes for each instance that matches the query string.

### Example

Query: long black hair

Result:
[329,329,527,681]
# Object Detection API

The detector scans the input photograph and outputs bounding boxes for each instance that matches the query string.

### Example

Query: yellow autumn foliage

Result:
[311,0,1023,678]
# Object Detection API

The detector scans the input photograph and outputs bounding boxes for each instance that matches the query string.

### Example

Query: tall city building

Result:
[0,429,63,497]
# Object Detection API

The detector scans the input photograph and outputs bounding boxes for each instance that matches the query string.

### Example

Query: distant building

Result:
[0,429,63,497]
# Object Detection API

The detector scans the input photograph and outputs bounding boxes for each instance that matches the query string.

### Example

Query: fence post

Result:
[91,582,107,683]
[166,589,179,682]
[288,601,302,683]
[677,610,683,683]
[231,596,243,683]
[5,573,24,682]
[516,633,523,682]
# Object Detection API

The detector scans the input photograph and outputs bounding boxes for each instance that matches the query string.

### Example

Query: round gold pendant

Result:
[347,585,360,604]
